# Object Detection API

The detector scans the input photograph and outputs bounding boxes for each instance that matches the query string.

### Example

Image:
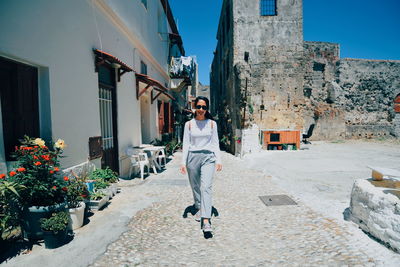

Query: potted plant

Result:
[9,136,68,240]
[64,176,88,230]
[40,211,69,249]
[87,191,108,211]
[0,177,25,248]
[89,168,119,196]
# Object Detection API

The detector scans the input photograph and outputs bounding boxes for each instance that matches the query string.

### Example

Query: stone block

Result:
[350,179,400,252]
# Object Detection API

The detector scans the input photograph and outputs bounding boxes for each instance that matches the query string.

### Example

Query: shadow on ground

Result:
[182,205,218,239]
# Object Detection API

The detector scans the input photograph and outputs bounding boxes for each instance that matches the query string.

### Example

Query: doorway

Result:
[98,65,119,172]
[140,95,151,144]
[0,57,39,161]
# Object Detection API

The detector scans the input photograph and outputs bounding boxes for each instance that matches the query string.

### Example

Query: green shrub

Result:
[40,211,69,234]
[90,191,106,201]
[0,180,24,240]
[88,167,118,183]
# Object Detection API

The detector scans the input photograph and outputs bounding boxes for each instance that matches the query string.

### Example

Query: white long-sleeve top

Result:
[181,119,221,165]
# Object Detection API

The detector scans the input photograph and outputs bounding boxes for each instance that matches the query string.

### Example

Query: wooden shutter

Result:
[163,102,169,134]
[0,57,39,161]
[168,103,173,133]
[158,100,164,134]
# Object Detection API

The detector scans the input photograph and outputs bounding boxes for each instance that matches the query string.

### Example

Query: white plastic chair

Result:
[157,148,167,168]
[128,153,150,180]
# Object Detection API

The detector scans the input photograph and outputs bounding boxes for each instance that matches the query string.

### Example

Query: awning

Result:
[135,73,175,103]
[93,49,134,81]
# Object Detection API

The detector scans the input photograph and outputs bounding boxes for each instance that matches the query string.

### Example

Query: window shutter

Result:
[0,57,39,161]
[158,101,165,134]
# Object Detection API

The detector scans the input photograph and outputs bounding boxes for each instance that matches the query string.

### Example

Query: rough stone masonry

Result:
[210,0,400,154]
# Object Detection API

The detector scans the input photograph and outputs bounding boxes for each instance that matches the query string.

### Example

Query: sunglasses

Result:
[196,105,208,110]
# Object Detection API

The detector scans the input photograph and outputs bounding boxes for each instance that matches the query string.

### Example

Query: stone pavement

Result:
[90,152,381,267]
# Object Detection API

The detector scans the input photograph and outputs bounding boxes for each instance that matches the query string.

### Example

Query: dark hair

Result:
[194,96,213,120]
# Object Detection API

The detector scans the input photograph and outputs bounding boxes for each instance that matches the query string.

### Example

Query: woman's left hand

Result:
[216,164,222,172]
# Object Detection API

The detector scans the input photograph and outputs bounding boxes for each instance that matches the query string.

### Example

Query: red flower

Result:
[34,161,42,166]
[41,155,50,161]
[34,146,38,148]
[0,174,6,179]
[62,187,68,192]
[63,176,69,181]
[9,171,17,177]
[81,194,87,198]
[52,186,57,190]
[54,167,60,172]
[17,167,26,172]
[49,170,54,174]
[15,146,19,151]
[33,155,39,160]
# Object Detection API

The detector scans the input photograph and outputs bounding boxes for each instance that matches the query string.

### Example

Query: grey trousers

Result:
[186,150,216,219]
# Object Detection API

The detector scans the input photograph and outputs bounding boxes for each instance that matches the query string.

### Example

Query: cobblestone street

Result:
[90,151,392,266]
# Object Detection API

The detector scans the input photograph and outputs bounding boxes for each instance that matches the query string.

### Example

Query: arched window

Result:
[395,94,400,113]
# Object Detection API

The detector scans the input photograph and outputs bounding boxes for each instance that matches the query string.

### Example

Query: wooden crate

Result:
[262,130,300,150]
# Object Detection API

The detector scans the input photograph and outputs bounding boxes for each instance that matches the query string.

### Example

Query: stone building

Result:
[196,83,210,99]
[210,0,400,154]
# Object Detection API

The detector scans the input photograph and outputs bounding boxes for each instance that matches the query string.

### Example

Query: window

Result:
[140,61,147,75]
[260,0,277,16]
[0,57,40,161]
[141,0,147,9]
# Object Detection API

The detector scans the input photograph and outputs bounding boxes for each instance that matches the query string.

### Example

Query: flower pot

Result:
[67,202,86,230]
[21,203,66,240]
[87,196,108,211]
[110,184,118,196]
[42,229,67,249]
[99,188,112,200]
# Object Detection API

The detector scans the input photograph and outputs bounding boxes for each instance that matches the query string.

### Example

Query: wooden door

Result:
[98,66,119,172]
[0,57,39,160]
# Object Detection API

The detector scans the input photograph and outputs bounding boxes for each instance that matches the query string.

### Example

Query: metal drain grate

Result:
[148,179,188,186]
[259,195,297,206]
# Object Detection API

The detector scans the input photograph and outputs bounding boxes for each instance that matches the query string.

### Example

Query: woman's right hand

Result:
[180,165,187,175]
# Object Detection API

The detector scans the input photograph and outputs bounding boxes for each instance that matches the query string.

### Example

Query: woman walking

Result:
[180,96,222,233]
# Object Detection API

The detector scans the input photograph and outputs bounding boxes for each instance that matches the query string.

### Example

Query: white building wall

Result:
[0,0,172,177]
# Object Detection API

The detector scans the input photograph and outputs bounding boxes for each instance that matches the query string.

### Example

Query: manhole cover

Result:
[259,195,297,206]
[148,179,188,186]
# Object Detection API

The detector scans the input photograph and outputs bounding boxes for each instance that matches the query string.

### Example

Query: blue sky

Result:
[169,0,400,85]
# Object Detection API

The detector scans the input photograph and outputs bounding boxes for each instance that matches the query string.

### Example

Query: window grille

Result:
[260,0,277,16]
[99,87,114,150]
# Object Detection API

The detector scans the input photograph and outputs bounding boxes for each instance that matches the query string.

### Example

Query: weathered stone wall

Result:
[303,41,346,139]
[302,44,400,140]
[336,59,400,138]
[232,0,305,132]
